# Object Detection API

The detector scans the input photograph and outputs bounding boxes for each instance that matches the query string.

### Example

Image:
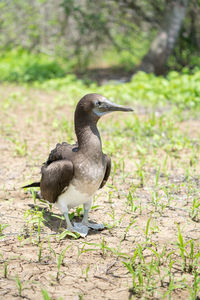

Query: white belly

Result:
[56,183,92,213]
[56,159,105,214]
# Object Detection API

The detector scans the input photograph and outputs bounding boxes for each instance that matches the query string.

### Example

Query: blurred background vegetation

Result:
[0,0,200,84]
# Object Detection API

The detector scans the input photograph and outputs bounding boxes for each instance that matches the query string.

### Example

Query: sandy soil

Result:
[0,84,199,300]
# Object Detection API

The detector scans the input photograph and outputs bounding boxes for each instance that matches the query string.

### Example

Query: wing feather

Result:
[46,142,77,165]
[40,159,74,203]
[99,154,111,189]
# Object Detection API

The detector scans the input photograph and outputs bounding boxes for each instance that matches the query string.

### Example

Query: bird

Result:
[23,94,133,237]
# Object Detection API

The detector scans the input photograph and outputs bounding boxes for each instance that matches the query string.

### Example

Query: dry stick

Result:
[105,259,118,275]
[94,275,117,286]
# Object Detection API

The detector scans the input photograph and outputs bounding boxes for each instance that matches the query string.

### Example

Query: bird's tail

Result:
[22,182,40,188]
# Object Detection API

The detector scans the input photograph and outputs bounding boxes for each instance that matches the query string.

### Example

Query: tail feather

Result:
[22,182,40,188]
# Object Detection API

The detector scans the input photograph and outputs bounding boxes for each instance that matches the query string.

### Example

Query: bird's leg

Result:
[74,200,104,233]
[82,201,104,231]
[81,200,91,225]
[63,211,74,231]
[64,208,88,237]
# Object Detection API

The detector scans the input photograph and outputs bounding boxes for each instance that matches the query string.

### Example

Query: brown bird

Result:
[23,94,133,236]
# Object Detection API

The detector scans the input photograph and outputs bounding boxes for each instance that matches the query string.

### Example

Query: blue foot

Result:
[88,222,104,230]
[72,223,88,237]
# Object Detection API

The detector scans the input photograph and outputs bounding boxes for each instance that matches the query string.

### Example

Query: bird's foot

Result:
[72,222,104,236]
[70,223,89,237]
[87,222,104,231]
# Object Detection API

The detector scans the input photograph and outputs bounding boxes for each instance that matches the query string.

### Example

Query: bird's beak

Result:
[93,98,134,117]
[100,99,134,113]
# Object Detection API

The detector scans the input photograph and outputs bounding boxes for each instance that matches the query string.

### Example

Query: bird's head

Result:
[76,93,133,122]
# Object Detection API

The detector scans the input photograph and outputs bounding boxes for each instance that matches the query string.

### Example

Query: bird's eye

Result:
[96,100,101,106]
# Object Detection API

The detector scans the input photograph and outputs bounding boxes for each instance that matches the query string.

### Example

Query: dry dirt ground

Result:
[0,84,200,300]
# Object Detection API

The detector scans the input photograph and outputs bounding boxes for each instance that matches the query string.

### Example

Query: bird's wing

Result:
[22,142,75,192]
[46,142,77,165]
[99,154,111,189]
[40,142,75,203]
[41,159,74,203]
[22,182,40,188]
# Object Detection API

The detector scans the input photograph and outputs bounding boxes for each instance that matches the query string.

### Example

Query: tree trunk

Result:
[137,0,189,75]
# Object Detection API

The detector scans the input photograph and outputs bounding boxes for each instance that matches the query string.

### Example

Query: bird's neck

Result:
[75,119,102,158]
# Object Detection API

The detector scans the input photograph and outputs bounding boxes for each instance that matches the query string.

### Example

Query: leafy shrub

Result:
[0,49,73,82]
[37,70,200,110]
[97,71,200,110]
[0,49,200,111]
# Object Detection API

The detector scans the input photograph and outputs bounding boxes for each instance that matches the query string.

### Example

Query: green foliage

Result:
[0,49,71,82]
[39,74,87,97]
[98,71,200,110]
[0,0,200,71]
[92,31,150,70]
[38,70,200,114]
[1,50,200,113]
[39,70,200,111]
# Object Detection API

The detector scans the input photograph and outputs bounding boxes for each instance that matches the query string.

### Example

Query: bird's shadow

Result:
[28,204,104,236]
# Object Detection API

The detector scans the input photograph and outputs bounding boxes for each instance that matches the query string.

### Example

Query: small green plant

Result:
[38,239,46,262]
[57,229,80,240]
[0,253,8,278]
[151,191,162,212]
[99,237,107,258]
[126,187,139,212]
[41,288,63,300]
[122,219,136,241]
[56,245,71,281]
[163,276,182,299]
[188,240,200,273]
[76,206,83,217]
[15,275,23,297]
[0,223,9,236]
[175,223,198,272]
[41,289,63,300]
[8,136,28,157]
[135,159,145,187]
[111,160,117,183]
[189,270,200,299]
[122,245,145,295]
[139,214,152,241]
[190,198,200,221]
[82,264,90,282]
[48,239,56,258]
[24,208,45,242]
[176,223,187,271]
[155,165,160,188]
[17,234,24,246]
[4,261,8,278]
[30,189,37,205]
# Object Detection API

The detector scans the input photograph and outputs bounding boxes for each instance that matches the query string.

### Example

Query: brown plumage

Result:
[23,93,133,236]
